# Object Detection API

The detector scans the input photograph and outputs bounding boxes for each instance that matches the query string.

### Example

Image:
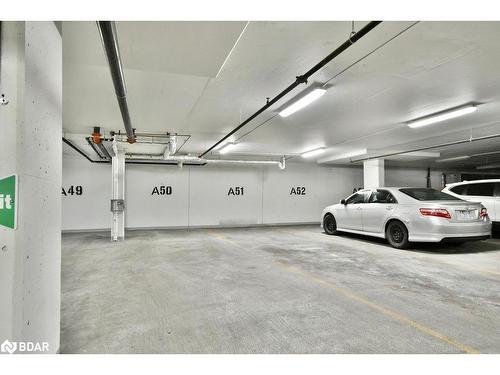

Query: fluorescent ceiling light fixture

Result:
[318,149,367,163]
[436,155,470,163]
[301,147,326,158]
[477,163,500,170]
[406,105,477,129]
[279,89,327,118]
[398,151,441,158]
[218,142,237,154]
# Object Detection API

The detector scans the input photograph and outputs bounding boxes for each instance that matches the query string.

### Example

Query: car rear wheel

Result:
[323,214,338,235]
[386,220,409,249]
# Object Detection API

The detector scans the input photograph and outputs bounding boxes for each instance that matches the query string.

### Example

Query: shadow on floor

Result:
[321,231,500,254]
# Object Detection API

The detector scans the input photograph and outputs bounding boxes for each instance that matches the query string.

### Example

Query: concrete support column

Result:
[0,22,62,353]
[111,141,125,241]
[363,158,385,189]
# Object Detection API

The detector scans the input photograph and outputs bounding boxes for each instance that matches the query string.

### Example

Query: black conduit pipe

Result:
[64,137,108,163]
[199,21,382,158]
[96,21,136,143]
[85,137,106,160]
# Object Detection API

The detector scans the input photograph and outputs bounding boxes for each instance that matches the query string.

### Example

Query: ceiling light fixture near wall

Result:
[279,88,327,118]
[301,147,326,158]
[406,104,478,129]
[218,142,237,154]
[318,149,368,163]
[435,155,470,163]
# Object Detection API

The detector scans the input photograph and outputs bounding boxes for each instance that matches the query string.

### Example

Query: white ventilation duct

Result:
[116,136,286,169]
[125,153,286,169]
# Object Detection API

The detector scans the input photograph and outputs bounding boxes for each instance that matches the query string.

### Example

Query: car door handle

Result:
[386,206,394,210]
[356,206,362,210]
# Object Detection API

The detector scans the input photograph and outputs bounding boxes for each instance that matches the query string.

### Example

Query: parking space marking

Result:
[208,230,481,354]
[280,227,500,279]
[275,262,480,354]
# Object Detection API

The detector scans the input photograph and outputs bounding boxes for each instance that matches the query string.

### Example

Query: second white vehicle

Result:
[442,179,500,228]
[322,187,491,249]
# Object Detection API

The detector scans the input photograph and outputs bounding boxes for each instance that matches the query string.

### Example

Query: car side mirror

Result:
[340,199,347,205]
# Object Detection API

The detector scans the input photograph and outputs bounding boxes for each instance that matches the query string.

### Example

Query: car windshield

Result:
[399,188,462,201]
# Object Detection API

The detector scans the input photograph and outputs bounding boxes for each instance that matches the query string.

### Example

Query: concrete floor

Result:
[61,225,500,353]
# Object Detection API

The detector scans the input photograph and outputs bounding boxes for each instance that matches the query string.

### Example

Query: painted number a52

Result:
[228,187,244,196]
[62,185,83,196]
[290,186,306,195]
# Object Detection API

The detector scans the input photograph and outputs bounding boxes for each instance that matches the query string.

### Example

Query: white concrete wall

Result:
[62,154,363,231]
[0,22,62,353]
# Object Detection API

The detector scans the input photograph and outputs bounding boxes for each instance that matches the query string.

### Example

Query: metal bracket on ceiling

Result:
[349,21,357,44]
[295,75,308,85]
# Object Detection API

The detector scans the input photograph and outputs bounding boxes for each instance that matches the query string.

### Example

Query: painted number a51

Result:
[228,187,244,196]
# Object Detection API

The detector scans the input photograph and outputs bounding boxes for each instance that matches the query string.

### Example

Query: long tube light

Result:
[318,149,367,163]
[279,89,327,118]
[301,147,326,158]
[476,163,500,170]
[407,105,477,129]
[435,155,470,163]
[218,142,237,154]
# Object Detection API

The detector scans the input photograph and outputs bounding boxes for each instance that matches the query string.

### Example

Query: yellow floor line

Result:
[281,228,500,279]
[208,231,481,354]
[276,262,480,354]
[439,263,500,277]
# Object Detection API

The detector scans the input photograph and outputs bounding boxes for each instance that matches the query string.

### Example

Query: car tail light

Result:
[419,208,451,219]
[480,208,488,218]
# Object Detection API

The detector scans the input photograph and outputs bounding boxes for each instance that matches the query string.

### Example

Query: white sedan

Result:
[321,187,491,249]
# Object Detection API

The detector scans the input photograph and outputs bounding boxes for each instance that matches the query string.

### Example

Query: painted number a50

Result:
[62,185,83,196]
[228,187,244,196]
[152,186,172,195]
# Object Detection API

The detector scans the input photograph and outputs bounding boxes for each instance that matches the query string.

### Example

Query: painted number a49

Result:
[62,185,83,196]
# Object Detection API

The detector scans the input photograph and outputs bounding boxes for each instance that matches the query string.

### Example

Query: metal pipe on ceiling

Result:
[96,21,136,144]
[126,153,286,169]
[198,21,382,158]
[63,137,206,166]
[85,137,106,159]
[64,137,108,164]
[350,131,500,163]
[66,136,283,168]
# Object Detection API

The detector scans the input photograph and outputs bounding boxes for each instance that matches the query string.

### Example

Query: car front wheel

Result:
[323,214,338,235]
[386,220,409,249]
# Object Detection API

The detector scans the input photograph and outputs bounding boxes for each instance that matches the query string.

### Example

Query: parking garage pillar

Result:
[111,141,126,241]
[363,159,385,189]
[0,22,62,353]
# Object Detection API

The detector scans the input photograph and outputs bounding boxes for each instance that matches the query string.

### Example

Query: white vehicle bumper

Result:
[407,218,492,243]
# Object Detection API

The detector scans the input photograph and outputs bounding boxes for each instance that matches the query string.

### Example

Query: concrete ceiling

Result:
[63,21,500,170]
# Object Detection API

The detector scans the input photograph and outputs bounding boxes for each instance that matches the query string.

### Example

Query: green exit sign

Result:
[0,174,18,229]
